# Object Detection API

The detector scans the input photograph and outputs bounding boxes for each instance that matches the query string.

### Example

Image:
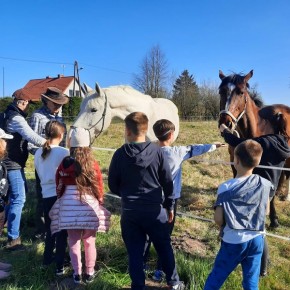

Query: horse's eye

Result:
[91,108,98,113]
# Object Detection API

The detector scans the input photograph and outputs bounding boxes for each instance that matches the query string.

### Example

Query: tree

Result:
[172,70,199,119]
[133,45,169,98]
[199,81,220,119]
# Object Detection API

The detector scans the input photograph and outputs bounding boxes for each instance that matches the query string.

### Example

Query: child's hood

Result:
[264,135,290,159]
[58,156,75,176]
[122,141,157,167]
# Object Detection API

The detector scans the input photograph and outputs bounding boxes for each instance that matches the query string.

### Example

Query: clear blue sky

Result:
[1,0,290,105]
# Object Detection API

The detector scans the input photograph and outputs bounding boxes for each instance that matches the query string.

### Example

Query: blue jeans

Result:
[6,169,26,240]
[204,235,264,290]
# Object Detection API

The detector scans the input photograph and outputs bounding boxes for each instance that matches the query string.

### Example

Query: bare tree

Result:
[133,45,169,98]
[199,80,220,119]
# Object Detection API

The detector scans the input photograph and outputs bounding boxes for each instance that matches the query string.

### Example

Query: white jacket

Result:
[49,185,111,235]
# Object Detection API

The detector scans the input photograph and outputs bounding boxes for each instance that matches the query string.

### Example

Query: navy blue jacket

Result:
[108,141,174,211]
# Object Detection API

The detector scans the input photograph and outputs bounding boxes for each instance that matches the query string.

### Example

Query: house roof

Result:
[22,75,75,101]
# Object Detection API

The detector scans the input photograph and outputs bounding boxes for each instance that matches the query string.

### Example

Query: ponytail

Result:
[41,140,51,159]
[258,106,289,140]
[275,112,289,140]
[41,120,66,159]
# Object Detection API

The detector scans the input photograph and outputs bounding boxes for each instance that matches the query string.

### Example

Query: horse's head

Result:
[218,70,253,131]
[72,83,111,145]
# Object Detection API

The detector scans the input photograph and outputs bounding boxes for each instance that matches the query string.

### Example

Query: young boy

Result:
[108,112,184,290]
[145,119,224,281]
[204,140,273,290]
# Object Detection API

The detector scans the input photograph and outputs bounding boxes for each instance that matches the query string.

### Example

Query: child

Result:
[145,119,224,281]
[0,128,13,279]
[34,120,69,274]
[219,106,290,276]
[108,112,185,290]
[204,140,273,290]
[49,127,111,284]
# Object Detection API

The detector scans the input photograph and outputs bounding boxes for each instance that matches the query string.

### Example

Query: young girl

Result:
[34,121,69,274]
[49,127,111,284]
[0,128,13,279]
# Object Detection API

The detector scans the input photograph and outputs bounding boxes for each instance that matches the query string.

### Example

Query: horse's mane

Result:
[219,72,264,108]
[219,72,250,89]
[103,85,152,100]
[249,91,264,108]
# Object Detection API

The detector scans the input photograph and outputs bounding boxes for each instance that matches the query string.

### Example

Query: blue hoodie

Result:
[108,141,174,211]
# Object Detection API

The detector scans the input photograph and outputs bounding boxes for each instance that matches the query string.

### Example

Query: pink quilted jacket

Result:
[49,185,111,235]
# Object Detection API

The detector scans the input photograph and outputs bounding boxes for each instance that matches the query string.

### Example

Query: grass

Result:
[1,120,290,289]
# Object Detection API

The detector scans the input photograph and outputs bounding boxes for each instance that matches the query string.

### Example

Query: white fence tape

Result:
[104,192,290,242]
[25,146,290,242]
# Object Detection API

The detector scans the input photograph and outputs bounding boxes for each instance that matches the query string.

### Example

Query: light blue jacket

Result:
[162,144,216,199]
[215,174,273,231]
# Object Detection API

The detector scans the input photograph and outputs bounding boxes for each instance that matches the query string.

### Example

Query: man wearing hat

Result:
[28,87,69,240]
[3,88,46,250]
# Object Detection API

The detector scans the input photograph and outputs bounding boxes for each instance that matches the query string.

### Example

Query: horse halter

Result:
[219,85,248,131]
[70,91,108,147]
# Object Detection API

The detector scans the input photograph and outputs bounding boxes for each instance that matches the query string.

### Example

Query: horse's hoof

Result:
[269,220,279,228]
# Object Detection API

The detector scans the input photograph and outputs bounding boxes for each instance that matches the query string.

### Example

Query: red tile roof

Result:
[23,75,75,101]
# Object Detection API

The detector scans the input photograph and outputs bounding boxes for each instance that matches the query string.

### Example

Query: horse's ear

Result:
[95,83,101,96]
[219,70,226,80]
[83,83,93,93]
[244,70,254,83]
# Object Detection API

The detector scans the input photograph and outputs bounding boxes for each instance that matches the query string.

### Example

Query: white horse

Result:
[72,83,179,143]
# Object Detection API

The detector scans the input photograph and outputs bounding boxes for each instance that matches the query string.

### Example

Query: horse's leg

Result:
[269,195,279,228]
[286,178,290,201]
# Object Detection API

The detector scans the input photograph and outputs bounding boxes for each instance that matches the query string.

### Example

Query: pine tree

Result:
[172,70,199,119]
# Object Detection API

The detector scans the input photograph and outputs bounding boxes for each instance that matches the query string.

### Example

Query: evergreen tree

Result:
[172,70,199,119]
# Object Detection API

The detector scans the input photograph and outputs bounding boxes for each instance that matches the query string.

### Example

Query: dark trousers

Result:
[43,196,67,268]
[143,199,178,270]
[121,207,180,290]
[35,171,45,235]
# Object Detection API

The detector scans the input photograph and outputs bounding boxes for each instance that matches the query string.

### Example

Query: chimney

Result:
[57,74,64,78]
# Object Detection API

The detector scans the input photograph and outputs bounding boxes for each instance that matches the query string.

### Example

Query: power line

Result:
[0,56,73,66]
[0,56,133,75]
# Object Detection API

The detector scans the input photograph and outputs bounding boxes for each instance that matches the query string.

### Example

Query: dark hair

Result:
[124,112,148,136]
[153,119,175,141]
[258,106,289,140]
[41,120,65,159]
[234,140,263,169]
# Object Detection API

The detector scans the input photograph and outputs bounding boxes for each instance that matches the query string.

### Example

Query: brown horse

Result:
[218,69,290,228]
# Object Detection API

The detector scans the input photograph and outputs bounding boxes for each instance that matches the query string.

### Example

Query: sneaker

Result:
[0,269,10,280]
[5,237,25,251]
[73,274,82,284]
[56,267,65,276]
[168,282,185,290]
[0,261,12,271]
[152,269,164,282]
[84,272,97,283]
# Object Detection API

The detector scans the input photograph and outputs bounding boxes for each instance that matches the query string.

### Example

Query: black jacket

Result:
[223,131,290,190]
[108,141,174,211]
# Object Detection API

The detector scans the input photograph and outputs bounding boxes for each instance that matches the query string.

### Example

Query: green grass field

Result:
[1,120,289,290]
